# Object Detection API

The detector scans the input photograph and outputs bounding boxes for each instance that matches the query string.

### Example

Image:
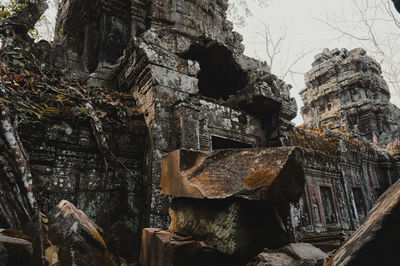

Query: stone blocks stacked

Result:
[139,147,306,264]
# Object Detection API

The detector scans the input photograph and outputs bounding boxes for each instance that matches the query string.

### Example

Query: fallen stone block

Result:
[326,178,400,266]
[48,200,117,266]
[139,228,245,266]
[0,231,33,266]
[168,197,287,257]
[249,243,328,266]
[161,147,305,203]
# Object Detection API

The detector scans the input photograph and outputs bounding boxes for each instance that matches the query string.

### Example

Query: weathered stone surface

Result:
[6,0,400,264]
[291,49,400,250]
[287,127,400,250]
[300,48,400,148]
[18,120,147,262]
[161,147,305,202]
[110,0,298,227]
[249,243,328,266]
[169,198,287,257]
[139,228,243,266]
[48,200,117,266]
[0,231,33,266]
[326,178,400,266]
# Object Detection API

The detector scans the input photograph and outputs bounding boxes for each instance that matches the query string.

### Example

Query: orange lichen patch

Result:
[243,169,281,190]
[288,127,339,157]
[288,126,375,159]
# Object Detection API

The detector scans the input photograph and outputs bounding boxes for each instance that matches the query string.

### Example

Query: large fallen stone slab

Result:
[169,197,287,257]
[161,147,305,203]
[139,228,244,266]
[326,178,400,266]
[48,200,117,266]
[249,243,328,266]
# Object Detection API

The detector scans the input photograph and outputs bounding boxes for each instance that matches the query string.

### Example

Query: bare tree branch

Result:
[318,0,400,99]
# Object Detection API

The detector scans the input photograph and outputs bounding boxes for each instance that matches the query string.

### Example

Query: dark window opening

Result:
[320,186,337,225]
[353,188,367,220]
[211,136,252,150]
[181,43,248,100]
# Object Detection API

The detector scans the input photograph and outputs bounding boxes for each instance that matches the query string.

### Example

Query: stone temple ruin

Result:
[301,47,400,148]
[290,48,400,249]
[0,0,400,265]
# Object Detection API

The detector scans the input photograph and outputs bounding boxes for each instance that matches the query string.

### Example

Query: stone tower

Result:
[300,48,400,148]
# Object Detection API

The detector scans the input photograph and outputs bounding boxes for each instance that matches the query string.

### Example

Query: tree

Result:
[227,0,272,27]
[253,21,313,85]
[318,0,400,98]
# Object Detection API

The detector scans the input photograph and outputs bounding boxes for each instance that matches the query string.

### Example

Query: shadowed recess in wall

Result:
[181,42,248,100]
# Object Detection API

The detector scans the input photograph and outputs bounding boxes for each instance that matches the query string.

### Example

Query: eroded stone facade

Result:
[14,0,297,260]
[291,48,400,250]
[19,119,148,261]
[300,48,400,148]
[287,128,399,250]
[108,3,297,227]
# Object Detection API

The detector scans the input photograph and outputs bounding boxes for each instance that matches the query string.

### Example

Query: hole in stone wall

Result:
[211,136,252,150]
[181,43,248,100]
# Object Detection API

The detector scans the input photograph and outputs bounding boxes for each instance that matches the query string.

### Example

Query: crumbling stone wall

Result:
[53,0,243,86]
[51,1,400,251]
[18,119,148,261]
[105,0,297,227]
[287,128,398,250]
[292,48,400,250]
